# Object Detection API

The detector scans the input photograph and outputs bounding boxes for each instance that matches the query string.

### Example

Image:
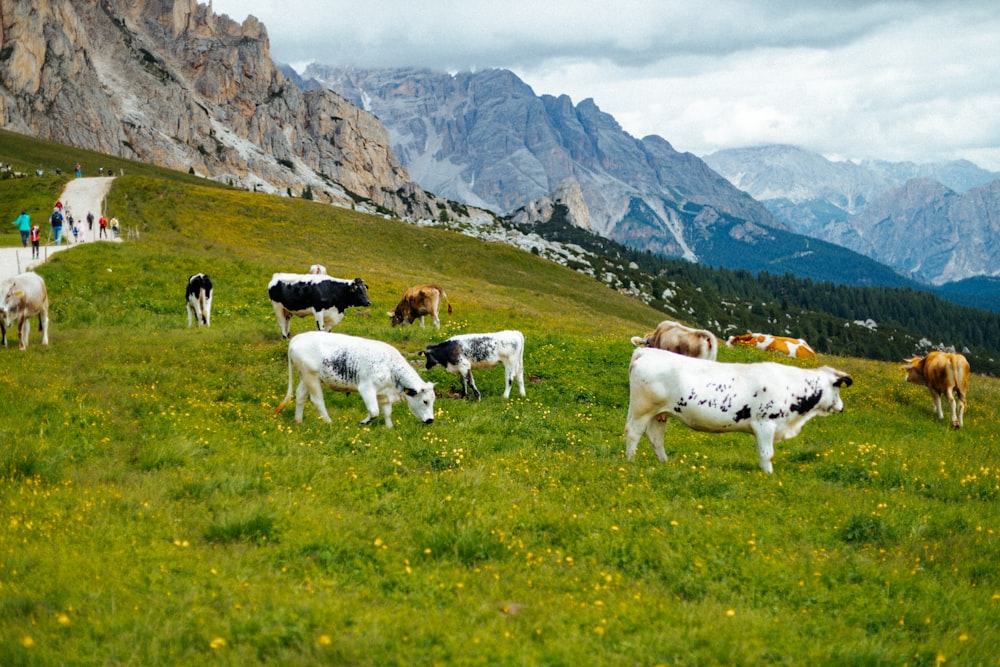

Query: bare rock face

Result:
[0,0,439,219]
[509,178,592,231]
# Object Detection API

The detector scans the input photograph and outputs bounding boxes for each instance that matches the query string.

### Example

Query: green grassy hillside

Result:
[1,171,999,664]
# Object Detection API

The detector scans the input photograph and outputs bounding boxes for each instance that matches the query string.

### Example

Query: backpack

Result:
[51,211,63,226]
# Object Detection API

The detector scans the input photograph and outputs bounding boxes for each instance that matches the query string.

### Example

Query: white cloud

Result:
[210,0,1000,170]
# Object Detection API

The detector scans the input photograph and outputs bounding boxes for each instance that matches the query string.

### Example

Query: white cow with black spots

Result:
[275,331,436,428]
[624,347,852,473]
[419,330,526,401]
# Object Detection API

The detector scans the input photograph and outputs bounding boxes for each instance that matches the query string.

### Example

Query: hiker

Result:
[30,224,41,259]
[86,211,94,231]
[99,215,108,239]
[50,207,64,245]
[12,209,30,247]
[111,217,119,238]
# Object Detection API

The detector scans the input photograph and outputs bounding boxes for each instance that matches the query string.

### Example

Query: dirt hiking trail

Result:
[2,176,117,281]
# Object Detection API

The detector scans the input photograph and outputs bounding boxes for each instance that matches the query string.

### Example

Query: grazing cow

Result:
[267,273,371,339]
[275,331,436,428]
[185,273,213,327]
[624,347,852,473]
[631,320,718,360]
[0,272,49,351]
[727,332,817,360]
[308,264,327,275]
[902,351,970,428]
[420,330,526,400]
[389,284,452,330]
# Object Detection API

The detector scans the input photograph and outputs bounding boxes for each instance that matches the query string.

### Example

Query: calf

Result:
[902,351,970,428]
[420,330,526,400]
[268,273,371,338]
[631,320,718,360]
[185,273,213,327]
[0,272,49,350]
[275,331,436,428]
[389,284,452,330]
[624,347,852,473]
[727,332,816,360]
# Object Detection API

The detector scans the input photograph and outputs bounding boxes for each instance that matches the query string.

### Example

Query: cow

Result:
[185,273,213,327]
[631,320,718,360]
[902,351,970,429]
[275,331,436,428]
[308,264,327,275]
[419,330,526,401]
[727,332,817,360]
[0,272,49,351]
[388,284,452,330]
[267,273,371,339]
[624,347,852,473]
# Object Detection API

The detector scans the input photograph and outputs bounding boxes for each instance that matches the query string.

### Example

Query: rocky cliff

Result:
[0,0,445,219]
[308,66,782,263]
[827,179,1000,285]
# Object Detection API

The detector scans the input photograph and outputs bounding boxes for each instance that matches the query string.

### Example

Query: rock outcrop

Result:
[0,0,445,219]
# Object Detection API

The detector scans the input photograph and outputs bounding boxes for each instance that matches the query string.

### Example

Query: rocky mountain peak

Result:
[0,0,454,221]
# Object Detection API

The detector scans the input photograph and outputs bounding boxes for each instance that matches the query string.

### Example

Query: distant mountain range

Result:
[703,146,1000,285]
[305,66,933,289]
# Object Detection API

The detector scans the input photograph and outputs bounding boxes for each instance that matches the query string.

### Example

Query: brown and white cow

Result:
[631,320,718,360]
[388,284,452,330]
[902,351,970,429]
[727,332,816,360]
[0,272,49,351]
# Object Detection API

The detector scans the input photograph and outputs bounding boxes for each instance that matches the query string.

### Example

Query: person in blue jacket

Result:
[12,209,30,247]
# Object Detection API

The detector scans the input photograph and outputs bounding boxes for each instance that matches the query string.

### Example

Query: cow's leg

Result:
[378,396,395,429]
[464,371,481,401]
[17,315,29,351]
[624,403,654,461]
[502,362,514,399]
[514,358,526,397]
[431,312,440,330]
[418,315,425,328]
[0,320,6,347]
[298,376,331,423]
[358,386,382,426]
[945,387,959,429]
[314,309,325,331]
[203,295,211,327]
[956,393,966,428]
[644,417,668,462]
[929,390,944,420]
[187,299,194,327]
[751,423,777,473]
[38,309,48,346]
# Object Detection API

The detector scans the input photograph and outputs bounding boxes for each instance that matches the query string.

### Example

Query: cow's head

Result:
[351,278,372,307]
[901,356,927,386]
[820,367,854,414]
[402,381,436,424]
[389,309,405,327]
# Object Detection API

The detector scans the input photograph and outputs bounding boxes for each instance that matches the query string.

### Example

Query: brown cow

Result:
[631,320,718,360]
[0,272,49,351]
[388,285,452,330]
[726,333,816,360]
[902,351,970,428]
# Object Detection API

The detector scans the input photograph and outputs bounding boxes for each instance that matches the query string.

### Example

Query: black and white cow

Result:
[185,273,213,327]
[624,347,852,473]
[0,272,49,350]
[419,330,526,401]
[267,273,371,339]
[275,331,436,428]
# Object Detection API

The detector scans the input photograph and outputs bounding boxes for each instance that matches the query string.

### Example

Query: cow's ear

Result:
[403,387,418,397]
[834,375,853,388]
[417,350,426,357]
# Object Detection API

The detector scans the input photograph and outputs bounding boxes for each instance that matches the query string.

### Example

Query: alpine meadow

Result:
[1,139,999,666]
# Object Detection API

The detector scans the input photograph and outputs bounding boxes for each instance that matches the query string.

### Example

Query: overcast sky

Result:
[209,1,1000,170]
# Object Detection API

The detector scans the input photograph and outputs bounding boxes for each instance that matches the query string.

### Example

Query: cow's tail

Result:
[441,288,453,314]
[274,354,295,415]
[952,356,969,401]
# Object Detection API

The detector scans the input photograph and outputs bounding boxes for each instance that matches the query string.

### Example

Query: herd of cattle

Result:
[0,267,972,473]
